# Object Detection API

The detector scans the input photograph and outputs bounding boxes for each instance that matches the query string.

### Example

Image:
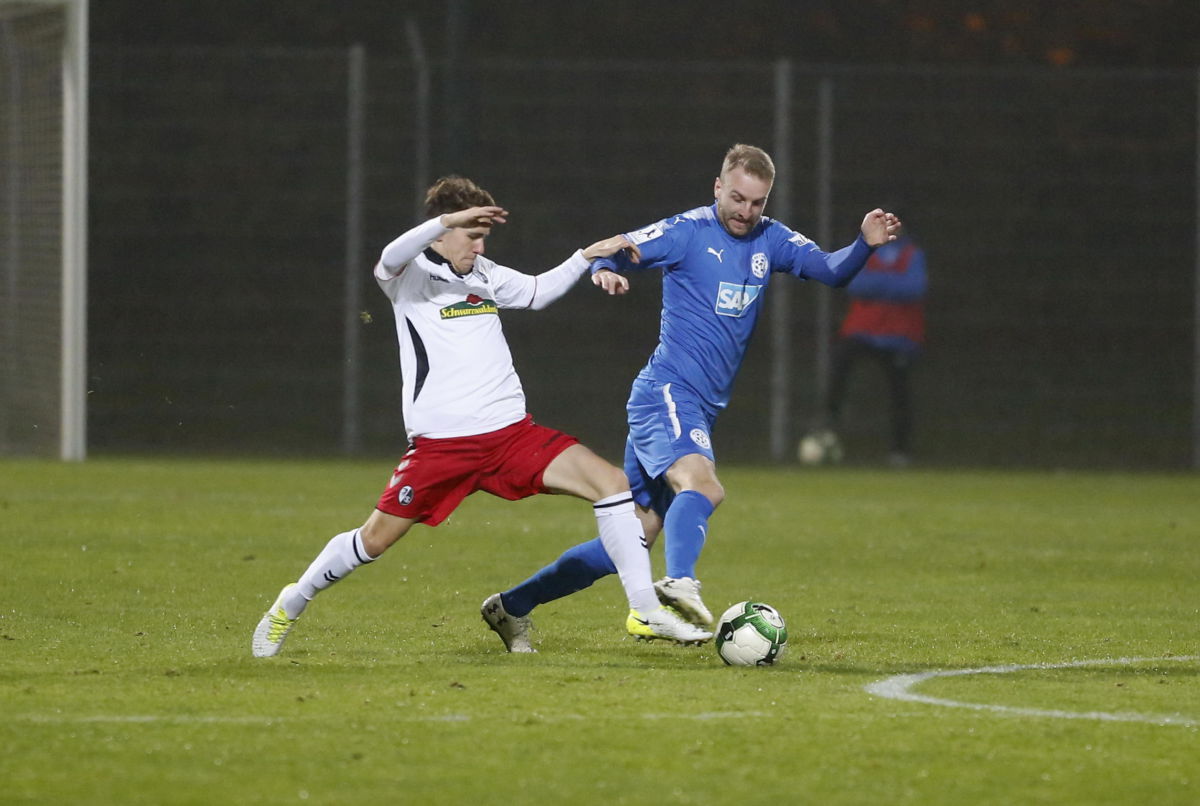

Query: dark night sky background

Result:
[73,0,1199,466]
[92,1,1197,69]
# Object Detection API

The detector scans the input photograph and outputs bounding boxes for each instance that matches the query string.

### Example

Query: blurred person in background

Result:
[822,219,927,467]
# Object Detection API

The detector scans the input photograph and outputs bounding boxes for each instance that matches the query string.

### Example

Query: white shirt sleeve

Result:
[490,250,590,310]
[374,217,449,280]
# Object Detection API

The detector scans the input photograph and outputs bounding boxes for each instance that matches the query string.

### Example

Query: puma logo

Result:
[707,247,725,263]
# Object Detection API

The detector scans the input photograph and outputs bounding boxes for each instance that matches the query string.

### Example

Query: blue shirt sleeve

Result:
[772,225,875,288]
[590,217,690,274]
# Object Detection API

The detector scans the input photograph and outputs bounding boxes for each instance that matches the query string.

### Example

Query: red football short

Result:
[375,414,579,526]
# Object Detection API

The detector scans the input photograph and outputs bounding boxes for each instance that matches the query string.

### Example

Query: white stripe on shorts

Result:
[662,383,682,439]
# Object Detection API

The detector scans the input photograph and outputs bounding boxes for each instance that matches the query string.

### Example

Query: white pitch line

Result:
[865,655,1199,727]
[10,714,283,725]
[7,710,774,726]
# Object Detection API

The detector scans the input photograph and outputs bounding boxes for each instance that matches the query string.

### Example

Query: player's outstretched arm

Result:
[582,234,640,263]
[501,234,640,310]
[861,209,902,247]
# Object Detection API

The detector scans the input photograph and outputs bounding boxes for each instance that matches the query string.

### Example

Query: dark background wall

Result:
[80,2,1198,468]
[93,1,1197,69]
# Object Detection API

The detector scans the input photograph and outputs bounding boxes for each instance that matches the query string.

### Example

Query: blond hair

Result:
[721,144,775,184]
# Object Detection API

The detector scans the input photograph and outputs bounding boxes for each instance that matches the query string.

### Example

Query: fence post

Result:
[342,44,366,455]
[1193,67,1200,469]
[769,58,793,462]
[61,0,88,461]
[405,19,431,223]
[813,76,835,423]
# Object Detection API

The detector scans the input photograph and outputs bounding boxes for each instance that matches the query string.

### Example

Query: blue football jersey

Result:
[593,204,873,413]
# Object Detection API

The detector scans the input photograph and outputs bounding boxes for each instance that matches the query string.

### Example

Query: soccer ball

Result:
[715,601,788,666]
[797,429,843,466]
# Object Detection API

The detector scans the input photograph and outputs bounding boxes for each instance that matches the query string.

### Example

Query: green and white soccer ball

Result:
[797,429,843,466]
[715,601,788,666]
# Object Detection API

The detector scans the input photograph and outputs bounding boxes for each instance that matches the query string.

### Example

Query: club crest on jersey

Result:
[440,293,498,319]
[397,485,414,506]
[689,428,711,450]
[751,252,769,278]
[714,281,763,317]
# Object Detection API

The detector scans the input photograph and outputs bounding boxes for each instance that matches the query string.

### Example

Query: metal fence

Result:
[85,46,1197,469]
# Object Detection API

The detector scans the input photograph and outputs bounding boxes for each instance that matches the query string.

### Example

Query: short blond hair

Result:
[721,144,775,184]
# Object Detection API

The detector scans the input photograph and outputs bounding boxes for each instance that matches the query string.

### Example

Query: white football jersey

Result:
[374,218,588,440]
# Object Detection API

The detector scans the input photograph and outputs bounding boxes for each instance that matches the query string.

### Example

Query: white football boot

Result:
[481,593,536,653]
[252,584,300,658]
[626,606,713,644]
[653,576,714,628]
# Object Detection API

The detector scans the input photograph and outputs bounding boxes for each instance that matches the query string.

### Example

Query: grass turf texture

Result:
[1,458,1196,805]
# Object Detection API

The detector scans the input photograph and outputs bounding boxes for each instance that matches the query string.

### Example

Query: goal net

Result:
[0,0,86,459]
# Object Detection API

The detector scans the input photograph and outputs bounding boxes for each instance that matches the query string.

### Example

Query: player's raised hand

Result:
[591,269,630,296]
[860,208,902,247]
[441,206,509,229]
[581,234,641,263]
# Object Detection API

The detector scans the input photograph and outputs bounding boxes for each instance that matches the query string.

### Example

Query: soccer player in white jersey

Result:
[490,145,900,633]
[252,176,711,657]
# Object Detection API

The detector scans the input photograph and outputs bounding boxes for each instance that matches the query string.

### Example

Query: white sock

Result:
[286,529,376,618]
[593,493,659,614]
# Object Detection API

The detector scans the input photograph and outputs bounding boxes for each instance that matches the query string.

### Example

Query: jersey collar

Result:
[423,247,473,278]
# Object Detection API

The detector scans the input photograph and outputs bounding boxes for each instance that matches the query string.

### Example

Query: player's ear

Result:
[713,176,722,198]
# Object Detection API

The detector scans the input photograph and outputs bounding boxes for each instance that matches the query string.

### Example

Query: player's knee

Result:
[700,480,725,509]
[359,513,409,556]
[594,462,632,500]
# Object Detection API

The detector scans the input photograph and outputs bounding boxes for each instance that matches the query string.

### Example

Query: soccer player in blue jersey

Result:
[482,144,900,644]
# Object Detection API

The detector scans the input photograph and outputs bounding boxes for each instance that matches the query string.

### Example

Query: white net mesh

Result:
[1,4,67,456]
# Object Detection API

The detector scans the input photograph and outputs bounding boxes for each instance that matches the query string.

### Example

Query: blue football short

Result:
[623,378,716,516]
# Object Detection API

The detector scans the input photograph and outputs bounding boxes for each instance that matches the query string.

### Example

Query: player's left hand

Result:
[582,234,641,263]
[591,269,630,295]
[861,209,902,247]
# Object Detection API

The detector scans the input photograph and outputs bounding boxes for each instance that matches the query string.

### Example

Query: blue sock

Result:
[500,537,617,618]
[663,490,714,579]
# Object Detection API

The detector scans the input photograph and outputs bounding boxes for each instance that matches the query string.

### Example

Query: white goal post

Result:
[0,0,87,460]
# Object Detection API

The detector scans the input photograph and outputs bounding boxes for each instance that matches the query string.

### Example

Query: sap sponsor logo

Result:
[397,485,415,506]
[751,252,769,278]
[627,224,664,245]
[714,282,763,317]
[689,428,712,450]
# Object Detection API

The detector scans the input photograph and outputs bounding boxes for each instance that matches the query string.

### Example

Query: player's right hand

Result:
[441,206,508,229]
[591,269,630,296]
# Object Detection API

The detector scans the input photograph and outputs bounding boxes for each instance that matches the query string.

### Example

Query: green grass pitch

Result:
[1,458,1196,804]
